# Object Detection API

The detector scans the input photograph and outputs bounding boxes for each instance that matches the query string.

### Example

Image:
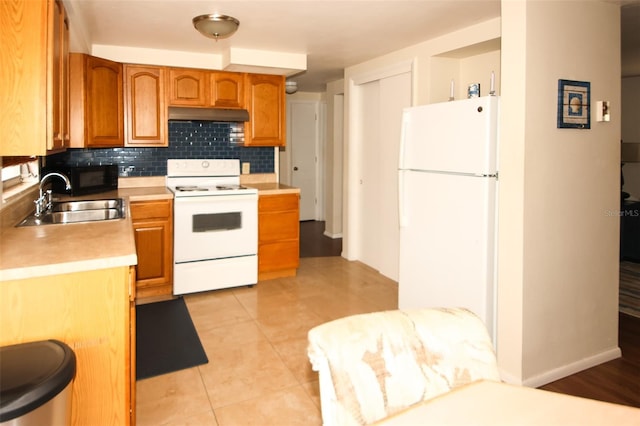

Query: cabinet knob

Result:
[293,166,299,171]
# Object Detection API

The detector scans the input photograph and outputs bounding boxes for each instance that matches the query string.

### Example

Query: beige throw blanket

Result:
[307,308,500,425]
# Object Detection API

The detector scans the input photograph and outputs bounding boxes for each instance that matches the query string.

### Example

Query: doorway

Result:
[286,100,322,221]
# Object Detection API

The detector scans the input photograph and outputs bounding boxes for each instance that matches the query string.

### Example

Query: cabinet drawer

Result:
[259,210,298,242]
[259,241,299,272]
[130,200,171,220]
[258,193,299,212]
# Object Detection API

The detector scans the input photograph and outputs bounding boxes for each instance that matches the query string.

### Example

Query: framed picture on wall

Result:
[557,79,590,129]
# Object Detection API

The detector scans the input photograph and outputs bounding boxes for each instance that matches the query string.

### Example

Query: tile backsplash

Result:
[45,121,275,176]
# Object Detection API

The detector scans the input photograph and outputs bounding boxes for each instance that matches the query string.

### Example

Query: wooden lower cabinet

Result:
[258,193,300,280]
[0,266,135,425]
[131,199,173,299]
[128,266,137,426]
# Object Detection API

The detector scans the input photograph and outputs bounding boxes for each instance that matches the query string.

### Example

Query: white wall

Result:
[498,0,621,385]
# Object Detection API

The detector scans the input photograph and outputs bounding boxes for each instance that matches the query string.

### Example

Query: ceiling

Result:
[64,1,638,93]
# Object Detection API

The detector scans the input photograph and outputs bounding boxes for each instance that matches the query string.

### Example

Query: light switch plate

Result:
[242,162,250,174]
[596,101,610,122]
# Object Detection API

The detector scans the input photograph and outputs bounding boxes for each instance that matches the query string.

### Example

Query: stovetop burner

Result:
[216,184,246,190]
[167,159,257,198]
[175,185,208,192]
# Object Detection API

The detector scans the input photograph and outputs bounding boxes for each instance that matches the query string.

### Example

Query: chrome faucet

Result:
[34,172,72,216]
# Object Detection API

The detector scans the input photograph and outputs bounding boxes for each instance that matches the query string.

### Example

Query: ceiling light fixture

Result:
[285,81,298,94]
[192,14,240,40]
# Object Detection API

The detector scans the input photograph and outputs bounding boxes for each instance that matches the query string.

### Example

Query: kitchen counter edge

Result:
[0,186,173,282]
[247,183,301,195]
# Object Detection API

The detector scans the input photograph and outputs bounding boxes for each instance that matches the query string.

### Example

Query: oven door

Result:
[173,193,258,263]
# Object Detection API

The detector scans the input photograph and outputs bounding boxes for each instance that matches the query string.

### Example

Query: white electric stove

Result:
[167,159,258,295]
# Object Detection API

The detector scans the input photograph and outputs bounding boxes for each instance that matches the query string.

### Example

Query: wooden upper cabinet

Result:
[210,72,244,108]
[244,73,286,146]
[69,54,124,148]
[124,65,167,147]
[0,0,70,155]
[167,68,245,109]
[167,68,207,106]
[86,56,123,147]
[51,0,70,151]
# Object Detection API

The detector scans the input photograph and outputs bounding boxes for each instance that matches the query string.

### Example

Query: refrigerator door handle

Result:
[398,169,408,228]
[398,113,409,170]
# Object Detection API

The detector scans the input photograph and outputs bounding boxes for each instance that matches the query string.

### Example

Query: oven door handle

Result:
[173,194,258,204]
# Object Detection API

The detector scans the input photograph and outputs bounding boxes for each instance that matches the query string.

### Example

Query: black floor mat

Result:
[136,298,208,380]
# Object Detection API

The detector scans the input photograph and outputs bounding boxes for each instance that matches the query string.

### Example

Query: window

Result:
[1,158,39,203]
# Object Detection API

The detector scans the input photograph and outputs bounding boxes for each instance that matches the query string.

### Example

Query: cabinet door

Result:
[167,68,207,106]
[131,200,173,299]
[133,222,169,283]
[50,0,66,151]
[244,74,286,146]
[61,4,70,148]
[0,267,132,424]
[210,72,244,108]
[85,56,124,147]
[124,65,167,146]
[0,0,66,155]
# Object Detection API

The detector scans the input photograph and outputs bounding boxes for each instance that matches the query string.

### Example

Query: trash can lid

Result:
[0,339,76,422]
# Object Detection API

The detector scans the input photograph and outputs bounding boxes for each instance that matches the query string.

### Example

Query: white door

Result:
[290,101,319,221]
[356,71,411,281]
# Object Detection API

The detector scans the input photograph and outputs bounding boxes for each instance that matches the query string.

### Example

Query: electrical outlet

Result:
[242,162,250,174]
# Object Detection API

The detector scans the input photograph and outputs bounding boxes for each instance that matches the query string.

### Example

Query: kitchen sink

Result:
[17,198,126,227]
[51,199,123,212]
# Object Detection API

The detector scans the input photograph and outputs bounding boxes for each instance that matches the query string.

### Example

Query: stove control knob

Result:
[202,160,210,169]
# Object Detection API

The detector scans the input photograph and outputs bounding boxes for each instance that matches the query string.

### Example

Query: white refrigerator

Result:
[398,96,499,343]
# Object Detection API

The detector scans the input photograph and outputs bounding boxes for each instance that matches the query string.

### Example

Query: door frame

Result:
[281,97,326,220]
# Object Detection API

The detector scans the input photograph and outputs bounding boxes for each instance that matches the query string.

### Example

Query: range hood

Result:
[168,106,249,122]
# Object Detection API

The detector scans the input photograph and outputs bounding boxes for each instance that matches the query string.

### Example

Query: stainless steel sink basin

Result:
[51,199,123,212]
[17,198,126,227]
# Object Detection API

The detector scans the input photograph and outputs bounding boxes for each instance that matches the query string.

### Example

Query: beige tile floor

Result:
[136,256,399,426]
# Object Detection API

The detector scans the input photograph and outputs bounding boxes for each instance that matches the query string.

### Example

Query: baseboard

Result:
[323,231,342,239]
[500,347,622,388]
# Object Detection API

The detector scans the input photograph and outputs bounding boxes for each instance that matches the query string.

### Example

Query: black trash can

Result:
[0,340,76,425]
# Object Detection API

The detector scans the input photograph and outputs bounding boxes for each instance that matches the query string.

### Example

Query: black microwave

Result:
[48,165,119,196]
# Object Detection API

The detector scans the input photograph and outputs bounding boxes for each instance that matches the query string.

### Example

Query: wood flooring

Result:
[539,313,640,408]
[299,220,342,258]
[540,261,640,408]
